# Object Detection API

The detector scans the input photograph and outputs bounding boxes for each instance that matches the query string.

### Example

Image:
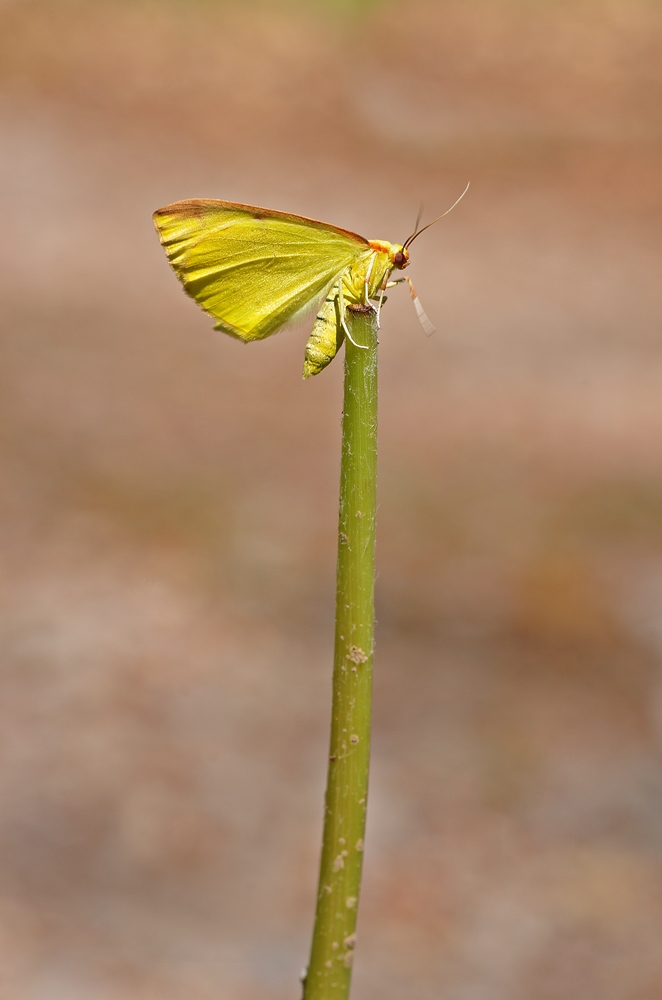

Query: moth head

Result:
[390,245,410,270]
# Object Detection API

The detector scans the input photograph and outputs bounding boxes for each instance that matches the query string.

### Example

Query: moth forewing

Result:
[152,199,368,344]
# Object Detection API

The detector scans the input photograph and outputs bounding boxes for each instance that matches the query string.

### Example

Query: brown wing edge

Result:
[152,199,370,247]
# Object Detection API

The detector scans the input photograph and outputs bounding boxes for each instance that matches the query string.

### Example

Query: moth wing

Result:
[153,199,369,342]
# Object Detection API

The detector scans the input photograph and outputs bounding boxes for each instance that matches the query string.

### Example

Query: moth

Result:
[153,186,468,377]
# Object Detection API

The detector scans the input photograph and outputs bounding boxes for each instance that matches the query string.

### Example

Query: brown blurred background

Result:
[1,1,662,997]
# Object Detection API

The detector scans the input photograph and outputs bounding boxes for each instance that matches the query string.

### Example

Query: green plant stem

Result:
[303,309,378,1000]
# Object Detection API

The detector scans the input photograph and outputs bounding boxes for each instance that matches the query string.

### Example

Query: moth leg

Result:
[338,278,351,339]
[404,276,436,336]
[363,252,377,305]
[339,277,369,350]
[375,271,391,329]
[376,277,436,336]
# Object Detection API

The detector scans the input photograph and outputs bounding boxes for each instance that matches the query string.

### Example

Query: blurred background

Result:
[1,1,662,997]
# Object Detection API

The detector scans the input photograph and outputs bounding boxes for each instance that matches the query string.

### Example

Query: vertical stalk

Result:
[303,308,378,1000]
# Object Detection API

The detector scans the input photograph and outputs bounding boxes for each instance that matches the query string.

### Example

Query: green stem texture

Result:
[303,309,378,1000]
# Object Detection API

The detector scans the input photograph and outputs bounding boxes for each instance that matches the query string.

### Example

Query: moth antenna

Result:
[403,181,470,249]
[403,201,425,248]
[406,277,435,337]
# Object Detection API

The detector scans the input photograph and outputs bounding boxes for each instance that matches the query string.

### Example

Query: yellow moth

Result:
[153,188,468,377]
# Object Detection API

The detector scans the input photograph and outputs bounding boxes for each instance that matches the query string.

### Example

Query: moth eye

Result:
[393,251,406,268]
